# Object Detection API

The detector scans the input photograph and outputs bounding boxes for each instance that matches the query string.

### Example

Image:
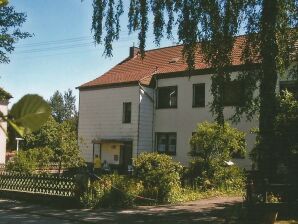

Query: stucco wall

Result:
[154,73,258,169]
[0,101,8,164]
[78,86,139,163]
[101,143,121,165]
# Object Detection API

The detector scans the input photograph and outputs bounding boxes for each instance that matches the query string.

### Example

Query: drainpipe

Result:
[137,84,141,157]
[152,76,158,152]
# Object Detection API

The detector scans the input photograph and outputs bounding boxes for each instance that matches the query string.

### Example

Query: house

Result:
[0,88,12,164]
[78,36,296,170]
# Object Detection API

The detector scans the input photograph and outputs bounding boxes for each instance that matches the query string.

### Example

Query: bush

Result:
[189,122,246,190]
[80,174,144,208]
[133,153,183,203]
[6,147,53,174]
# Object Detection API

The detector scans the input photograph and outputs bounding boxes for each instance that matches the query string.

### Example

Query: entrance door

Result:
[120,142,132,172]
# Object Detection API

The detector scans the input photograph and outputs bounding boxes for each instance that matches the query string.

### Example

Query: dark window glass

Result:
[193,83,205,107]
[123,102,131,123]
[156,133,176,155]
[223,80,244,106]
[280,81,298,100]
[157,86,177,108]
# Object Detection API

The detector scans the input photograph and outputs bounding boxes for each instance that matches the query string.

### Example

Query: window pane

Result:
[168,134,176,155]
[223,81,244,106]
[157,86,177,108]
[193,83,205,107]
[156,133,176,155]
[123,102,131,123]
[157,134,167,152]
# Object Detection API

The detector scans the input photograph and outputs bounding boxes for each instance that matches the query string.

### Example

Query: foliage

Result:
[8,94,51,136]
[91,0,298,179]
[251,91,298,182]
[1,94,51,138]
[189,122,246,190]
[190,122,246,161]
[6,147,53,174]
[80,174,144,208]
[133,152,183,203]
[0,87,12,101]
[0,2,31,63]
[23,116,84,173]
[49,89,77,124]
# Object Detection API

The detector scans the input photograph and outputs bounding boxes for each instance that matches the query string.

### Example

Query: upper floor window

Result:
[223,80,244,106]
[280,81,298,100]
[157,86,177,108]
[193,83,205,107]
[156,132,177,155]
[122,102,131,123]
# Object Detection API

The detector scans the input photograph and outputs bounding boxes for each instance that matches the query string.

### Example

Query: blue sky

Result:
[0,0,176,107]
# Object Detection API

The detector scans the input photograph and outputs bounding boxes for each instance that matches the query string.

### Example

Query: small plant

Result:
[80,174,144,208]
[267,192,281,203]
[133,153,183,203]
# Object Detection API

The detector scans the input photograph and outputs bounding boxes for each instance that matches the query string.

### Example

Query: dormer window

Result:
[168,57,180,64]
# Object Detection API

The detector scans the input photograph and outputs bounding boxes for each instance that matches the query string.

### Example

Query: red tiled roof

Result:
[79,36,247,89]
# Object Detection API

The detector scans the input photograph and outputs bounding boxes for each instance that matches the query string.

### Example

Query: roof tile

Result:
[80,36,247,89]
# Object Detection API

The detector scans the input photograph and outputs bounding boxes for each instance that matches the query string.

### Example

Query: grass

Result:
[275,221,298,224]
[176,187,244,203]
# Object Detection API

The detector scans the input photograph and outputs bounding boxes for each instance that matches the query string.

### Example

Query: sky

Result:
[0,0,177,107]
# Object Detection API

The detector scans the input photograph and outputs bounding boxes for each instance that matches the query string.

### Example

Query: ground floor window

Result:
[156,132,177,155]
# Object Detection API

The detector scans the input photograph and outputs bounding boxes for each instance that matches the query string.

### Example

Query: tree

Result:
[0,1,31,63]
[49,91,65,123]
[189,122,246,189]
[49,89,77,124]
[91,0,297,179]
[23,116,84,173]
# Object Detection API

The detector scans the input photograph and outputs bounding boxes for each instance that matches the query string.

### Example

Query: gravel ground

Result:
[0,196,243,223]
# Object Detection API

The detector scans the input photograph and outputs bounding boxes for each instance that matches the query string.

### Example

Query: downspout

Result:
[152,76,158,152]
[137,84,141,157]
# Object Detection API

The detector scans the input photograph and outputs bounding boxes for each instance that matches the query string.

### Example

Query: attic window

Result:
[168,57,180,64]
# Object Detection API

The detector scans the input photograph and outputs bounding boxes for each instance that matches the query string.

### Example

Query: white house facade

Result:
[78,39,296,170]
[0,88,12,164]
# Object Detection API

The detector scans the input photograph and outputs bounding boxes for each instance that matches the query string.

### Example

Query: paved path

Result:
[0,196,243,223]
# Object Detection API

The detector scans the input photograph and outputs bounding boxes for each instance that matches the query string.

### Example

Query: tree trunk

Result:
[258,0,279,179]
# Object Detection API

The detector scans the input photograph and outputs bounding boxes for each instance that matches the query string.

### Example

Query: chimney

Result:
[129,46,140,58]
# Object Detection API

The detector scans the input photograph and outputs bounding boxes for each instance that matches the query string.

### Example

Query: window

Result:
[280,81,298,100]
[223,80,244,106]
[122,102,131,123]
[157,86,177,108]
[193,83,205,107]
[156,133,177,155]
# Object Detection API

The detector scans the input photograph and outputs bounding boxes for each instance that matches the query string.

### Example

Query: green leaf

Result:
[7,119,25,137]
[9,94,51,135]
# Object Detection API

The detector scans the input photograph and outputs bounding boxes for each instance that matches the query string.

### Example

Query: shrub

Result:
[133,153,183,203]
[80,174,144,208]
[6,147,53,174]
[189,122,246,190]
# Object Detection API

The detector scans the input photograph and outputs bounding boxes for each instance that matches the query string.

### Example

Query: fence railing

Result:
[0,172,76,197]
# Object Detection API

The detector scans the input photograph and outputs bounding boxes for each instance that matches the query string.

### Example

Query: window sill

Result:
[156,107,177,110]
